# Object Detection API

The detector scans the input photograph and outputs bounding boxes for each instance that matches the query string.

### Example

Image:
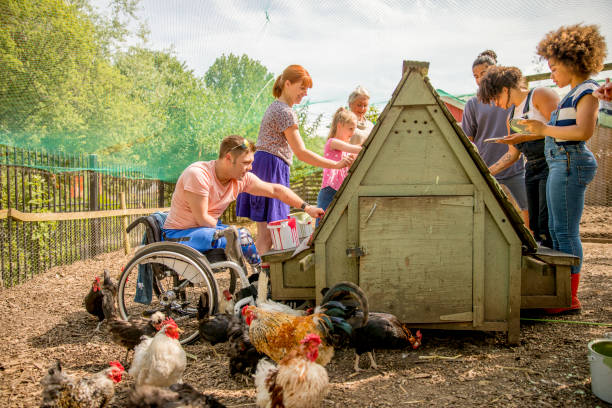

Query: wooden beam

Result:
[0,207,170,222]
[526,62,612,83]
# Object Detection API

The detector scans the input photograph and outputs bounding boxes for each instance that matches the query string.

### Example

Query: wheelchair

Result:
[117,214,256,345]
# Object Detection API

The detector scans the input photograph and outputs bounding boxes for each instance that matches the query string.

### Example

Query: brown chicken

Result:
[84,274,105,330]
[40,360,124,408]
[243,281,368,366]
[254,333,329,408]
[127,383,226,407]
[101,269,164,361]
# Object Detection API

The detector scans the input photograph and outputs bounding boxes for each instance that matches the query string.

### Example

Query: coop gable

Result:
[313,68,536,251]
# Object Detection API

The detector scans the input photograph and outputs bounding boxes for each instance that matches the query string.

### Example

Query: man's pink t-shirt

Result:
[320,138,350,191]
[164,161,256,229]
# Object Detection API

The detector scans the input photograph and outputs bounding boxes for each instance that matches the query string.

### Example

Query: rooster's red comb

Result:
[94,276,101,284]
[109,361,124,372]
[241,305,249,316]
[160,317,178,329]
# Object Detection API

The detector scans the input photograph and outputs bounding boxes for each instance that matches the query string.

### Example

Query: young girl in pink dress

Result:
[316,108,362,226]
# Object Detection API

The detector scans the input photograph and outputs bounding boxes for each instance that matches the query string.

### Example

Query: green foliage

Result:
[365,104,381,124]
[0,1,276,182]
[290,103,325,179]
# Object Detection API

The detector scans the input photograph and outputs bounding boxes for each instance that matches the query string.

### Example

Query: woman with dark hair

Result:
[478,66,559,247]
[236,65,353,254]
[519,24,607,314]
[461,50,529,225]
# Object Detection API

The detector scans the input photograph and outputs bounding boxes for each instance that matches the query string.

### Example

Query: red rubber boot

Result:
[544,273,581,314]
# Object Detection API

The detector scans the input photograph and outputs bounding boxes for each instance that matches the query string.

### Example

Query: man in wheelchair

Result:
[162,134,324,265]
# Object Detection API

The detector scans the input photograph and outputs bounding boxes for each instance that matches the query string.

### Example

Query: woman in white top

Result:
[477,66,559,247]
[347,86,375,145]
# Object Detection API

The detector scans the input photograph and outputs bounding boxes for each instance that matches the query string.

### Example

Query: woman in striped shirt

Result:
[520,23,607,314]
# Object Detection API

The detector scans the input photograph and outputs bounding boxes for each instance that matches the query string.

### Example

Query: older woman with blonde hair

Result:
[347,86,374,145]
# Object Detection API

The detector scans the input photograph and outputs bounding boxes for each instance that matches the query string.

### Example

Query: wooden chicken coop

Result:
[262,62,578,344]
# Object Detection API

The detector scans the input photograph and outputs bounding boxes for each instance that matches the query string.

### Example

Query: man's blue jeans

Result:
[545,138,597,274]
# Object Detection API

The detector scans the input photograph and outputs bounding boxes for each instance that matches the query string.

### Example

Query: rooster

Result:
[243,281,368,366]
[84,274,105,330]
[127,383,226,407]
[255,333,329,408]
[350,312,422,371]
[101,269,165,362]
[129,317,187,387]
[40,360,124,408]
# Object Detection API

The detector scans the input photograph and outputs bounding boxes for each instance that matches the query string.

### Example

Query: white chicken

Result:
[129,318,186,387]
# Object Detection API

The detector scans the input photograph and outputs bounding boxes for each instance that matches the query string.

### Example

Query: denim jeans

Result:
[544,137,597,274]
[524,158,551,248]
[316,186,338,227]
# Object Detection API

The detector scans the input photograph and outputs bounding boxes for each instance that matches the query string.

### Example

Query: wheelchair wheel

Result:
[117,242,220,345]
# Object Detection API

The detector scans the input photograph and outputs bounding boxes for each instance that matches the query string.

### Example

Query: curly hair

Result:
[537,24,607,76]
[472,50,497,69]
[477,66,524,104]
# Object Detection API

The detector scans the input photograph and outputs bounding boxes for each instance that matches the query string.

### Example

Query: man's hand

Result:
[305,205,325,219]
[594,78,611,102]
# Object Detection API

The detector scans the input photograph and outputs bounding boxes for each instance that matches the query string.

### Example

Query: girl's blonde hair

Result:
[328,107,357,140]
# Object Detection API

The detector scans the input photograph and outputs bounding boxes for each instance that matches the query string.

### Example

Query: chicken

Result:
[84,274,105,330]
[253,266,307,317]
[197,293,234,345]
[255,333,329,408]
[101,269,165,361]
[127,383,226,407]
[351,312,422,371]
[243,281,368,366]
[40,360,124,408]
[129,317,187,387]
[227,314,264,381]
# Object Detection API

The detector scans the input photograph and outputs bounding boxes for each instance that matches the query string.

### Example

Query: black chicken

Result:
[227,314,264,381]
[127,383,226,407]
[197,293,233,346]
[101,270,164,362]
[350,312,422,371]
[84,274,105,330]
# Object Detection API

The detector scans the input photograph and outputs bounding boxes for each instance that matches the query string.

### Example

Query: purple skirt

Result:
[236,150,290,222]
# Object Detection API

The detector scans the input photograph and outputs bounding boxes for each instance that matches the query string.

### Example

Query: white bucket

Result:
[267,218,299,250]
[587,338,612,403]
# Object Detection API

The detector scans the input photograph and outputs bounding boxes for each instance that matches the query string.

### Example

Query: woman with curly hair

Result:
[478,66,559,248]
[520,23,607,314]
[461,50,529,225]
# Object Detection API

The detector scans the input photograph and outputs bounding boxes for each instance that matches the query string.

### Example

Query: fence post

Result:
[158,180,165,208]
[120,192,131,255]
[88,154,100,256]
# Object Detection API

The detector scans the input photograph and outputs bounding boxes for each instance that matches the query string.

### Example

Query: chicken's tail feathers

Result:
[320,281,369,328]
[197,293,210,320]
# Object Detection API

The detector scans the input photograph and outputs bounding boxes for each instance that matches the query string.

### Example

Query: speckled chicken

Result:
[127,383,226,407]
[40,360,124,408]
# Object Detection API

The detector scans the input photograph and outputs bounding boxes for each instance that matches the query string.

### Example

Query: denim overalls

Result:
[544,81,598,274]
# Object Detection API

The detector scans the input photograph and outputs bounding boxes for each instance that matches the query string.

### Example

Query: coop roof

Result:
[312,68,537,252]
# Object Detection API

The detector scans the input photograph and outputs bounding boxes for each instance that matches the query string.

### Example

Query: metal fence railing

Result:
[0,144,175,287]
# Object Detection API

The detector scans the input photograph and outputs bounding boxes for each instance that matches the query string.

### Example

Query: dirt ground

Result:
[0,213,611,407]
